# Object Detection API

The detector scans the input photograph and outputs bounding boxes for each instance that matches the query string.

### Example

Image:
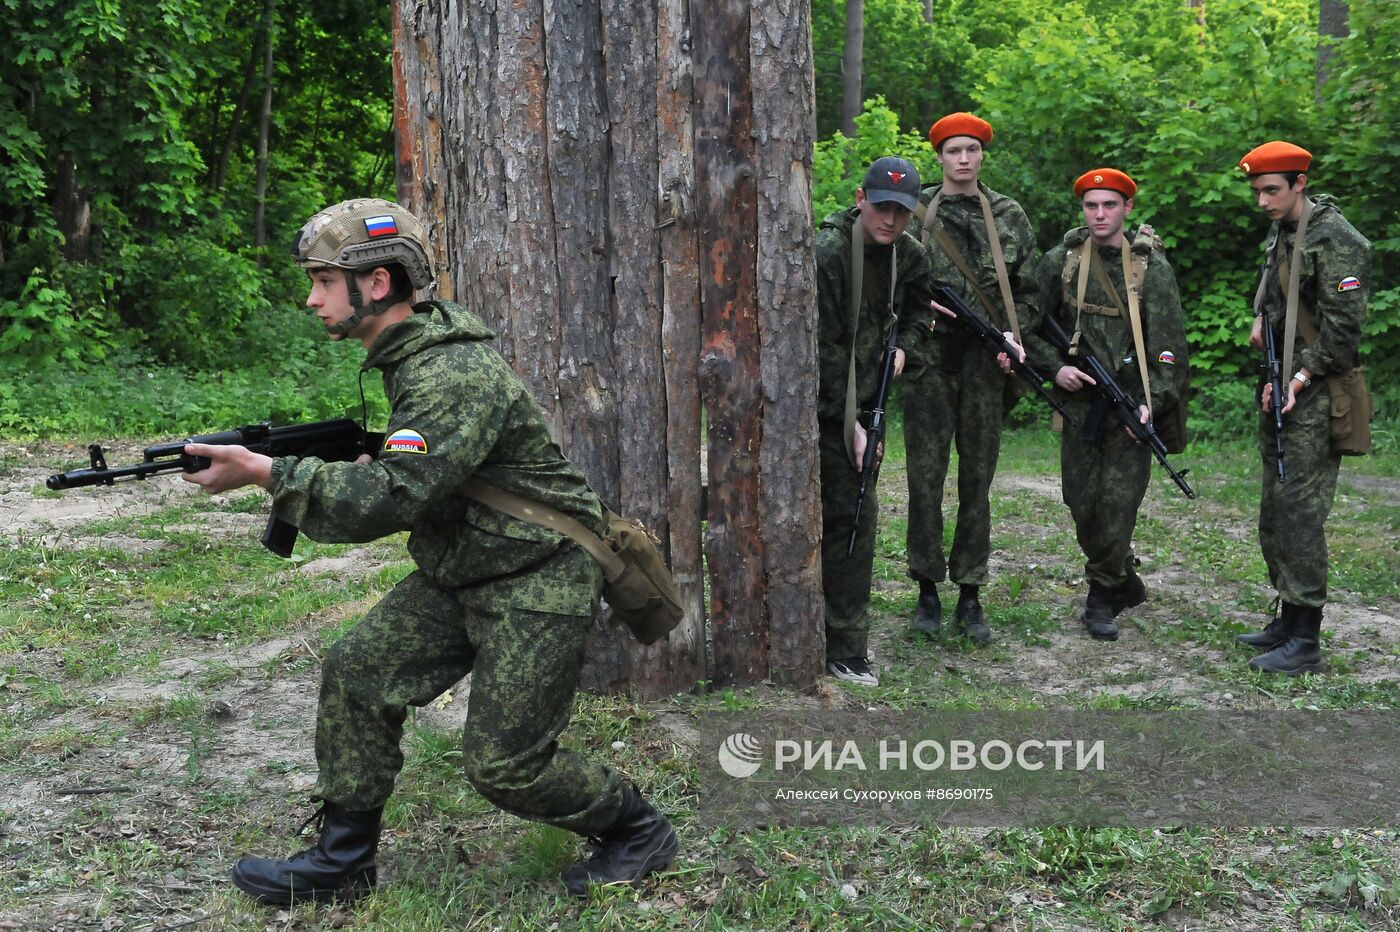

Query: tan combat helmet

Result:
[291,198,434,335]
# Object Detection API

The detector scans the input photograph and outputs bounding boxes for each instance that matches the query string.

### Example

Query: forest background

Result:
[1,0,1396,442]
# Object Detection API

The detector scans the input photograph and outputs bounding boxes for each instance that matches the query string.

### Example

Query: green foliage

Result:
[813,97,936,221]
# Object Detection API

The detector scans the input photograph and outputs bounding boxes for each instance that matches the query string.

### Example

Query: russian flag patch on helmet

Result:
[365,215,399,238]
[1157,350,1176,365]
[1338,276,1361,292]
[384,429,428,454]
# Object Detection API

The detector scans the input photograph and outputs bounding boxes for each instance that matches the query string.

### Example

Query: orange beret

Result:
[1239,141,1312,175]
[1073,168,1136,199]
[928,112,993,150]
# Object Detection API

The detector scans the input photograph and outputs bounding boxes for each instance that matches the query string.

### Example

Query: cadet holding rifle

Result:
[175,199,676,904]
[815,157,936,686]
[904,113,1040,644]
[1235,141,1372,674]
[1022,169,1190,643]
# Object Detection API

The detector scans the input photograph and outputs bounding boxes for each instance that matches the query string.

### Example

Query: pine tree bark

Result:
[841,0,864,135]
[393,0,821,697]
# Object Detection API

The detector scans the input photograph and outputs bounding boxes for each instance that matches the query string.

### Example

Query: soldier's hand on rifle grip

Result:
[1054,366,1097,392]
[893,348,906,378]
[996,332,1026,374]
[181,443,275,494]
[1125,404,1150,442]
[1261,379,1299,416]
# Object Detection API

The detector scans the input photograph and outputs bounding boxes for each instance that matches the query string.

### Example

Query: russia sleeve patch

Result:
[1157,350,1176,365]
[384,429,428,454]
[1337,276,1361,292]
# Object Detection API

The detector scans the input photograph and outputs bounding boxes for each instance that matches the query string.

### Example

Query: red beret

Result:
[1073,168,1136,199]
[928,112,993,150]
[1239,141,1312,175]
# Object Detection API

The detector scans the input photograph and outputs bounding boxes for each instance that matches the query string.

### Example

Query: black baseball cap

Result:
[861,157,921,212]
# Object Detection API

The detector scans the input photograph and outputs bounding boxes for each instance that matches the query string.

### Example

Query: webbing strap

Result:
[1072,240,1092,355]
[844,221,897,466]
[462,477,624,579]
[1085,237,1152,415]
[1277,198,1315,378]
[922,186,1020,341]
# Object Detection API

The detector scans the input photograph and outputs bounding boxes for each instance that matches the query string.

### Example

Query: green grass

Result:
[2,426,1397,929]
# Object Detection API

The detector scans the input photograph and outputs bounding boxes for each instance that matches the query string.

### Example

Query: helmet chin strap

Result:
[326,269,395,337]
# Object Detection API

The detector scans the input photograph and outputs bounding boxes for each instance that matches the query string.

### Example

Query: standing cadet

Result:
[181,199,676,902]
[1235,142,1371,674]
[903,113,1039,644]
[816,157,936,686]
[1021,170,1188,641]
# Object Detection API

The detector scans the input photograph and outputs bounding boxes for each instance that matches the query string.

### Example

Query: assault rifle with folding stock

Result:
[848,317,900,557]
[1258,266,1287,483]
[47,418,382,557]
[930,282,1070,422]
[1039,314,1196,499]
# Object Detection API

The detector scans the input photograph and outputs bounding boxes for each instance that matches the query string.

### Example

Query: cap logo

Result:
[1093,174,1104,184]
[1241,161,1251,173]
[365,215,399,238]
[888,171,905,185]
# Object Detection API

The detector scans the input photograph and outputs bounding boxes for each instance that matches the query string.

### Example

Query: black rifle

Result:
[1258,266,1287,482]
[931,283,1071,422]
[848,318,900,556]
[1039,313,1196,499]
[47,418,382,557]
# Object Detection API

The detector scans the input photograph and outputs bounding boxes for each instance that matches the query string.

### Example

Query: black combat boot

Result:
[1236,598,1291,649]
[954,585,992,644]
[231,803,381,905]
[1249,604,1324,675]
[1109,569,1147,617]
[1081,582,1119,641]
[563,784,678,897]
[912,581,942,636]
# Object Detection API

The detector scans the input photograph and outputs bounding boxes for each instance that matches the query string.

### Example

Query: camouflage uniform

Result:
[815,207,935,660]
[903,183,1038,587]
[268,300,622,835]
[1255,196,1370,608]
[1023,227,1189,589]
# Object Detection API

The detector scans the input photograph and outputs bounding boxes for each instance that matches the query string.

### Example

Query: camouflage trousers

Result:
[311,545,622,836]
[903,345,1007,586]
[1060,398,1151,588]
[1258,383,1340,608]
[820,423,879,661]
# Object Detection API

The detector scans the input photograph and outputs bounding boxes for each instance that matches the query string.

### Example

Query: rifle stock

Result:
[47,418,382,557]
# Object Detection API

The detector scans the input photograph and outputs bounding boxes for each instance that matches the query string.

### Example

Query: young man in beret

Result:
[1235,141,1371,674]
[903,112,1039,644]
[1020,170,1188,642]
[815,157,937,685]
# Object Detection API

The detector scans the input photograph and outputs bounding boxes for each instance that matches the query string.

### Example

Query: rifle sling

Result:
[462,477,625,580]
[1085,238,1154,417]
[844,221,898,466]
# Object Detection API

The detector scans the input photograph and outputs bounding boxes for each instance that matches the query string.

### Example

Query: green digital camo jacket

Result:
[1258,195,1370,375]
[815,207,936,425]
[1024,226,1189,417]
[907,181,1039,333]
[269,301,602,609]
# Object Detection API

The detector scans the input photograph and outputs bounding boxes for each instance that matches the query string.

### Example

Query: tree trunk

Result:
[53,152,92,263]
[1317,0,1348,91]
[253,0,276,263]
[210,30,261,192]
[393,0,821,696]
[841,0,864,136]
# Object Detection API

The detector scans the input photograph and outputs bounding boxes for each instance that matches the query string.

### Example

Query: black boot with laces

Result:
[231,802,381,905]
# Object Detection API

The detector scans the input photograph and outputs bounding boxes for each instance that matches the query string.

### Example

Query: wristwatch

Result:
[1293,370,1313,389]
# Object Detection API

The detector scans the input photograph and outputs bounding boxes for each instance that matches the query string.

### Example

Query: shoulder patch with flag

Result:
[1157,350,1176,365]
[365,215,399,238]
[1337,276,1361,292]
[384,429,428,454]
